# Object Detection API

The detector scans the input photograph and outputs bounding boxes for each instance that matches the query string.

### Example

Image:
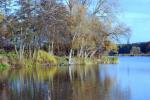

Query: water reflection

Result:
[0,64,131,100]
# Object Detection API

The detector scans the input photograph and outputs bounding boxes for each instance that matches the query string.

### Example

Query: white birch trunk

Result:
[69,49,73,65]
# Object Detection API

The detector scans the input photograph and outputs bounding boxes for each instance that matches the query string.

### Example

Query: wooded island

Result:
[0,0,130,69]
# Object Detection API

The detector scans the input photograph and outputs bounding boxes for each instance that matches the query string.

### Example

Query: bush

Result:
[110,57,119,64]
[36,50,57,65]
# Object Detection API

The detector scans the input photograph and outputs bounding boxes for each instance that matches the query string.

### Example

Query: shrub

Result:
[36,50,57,65]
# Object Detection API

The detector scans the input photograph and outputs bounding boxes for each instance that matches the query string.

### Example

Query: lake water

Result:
[0,57,150,100]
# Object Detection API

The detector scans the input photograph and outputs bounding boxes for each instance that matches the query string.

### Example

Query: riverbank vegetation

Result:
[0,0,130,69]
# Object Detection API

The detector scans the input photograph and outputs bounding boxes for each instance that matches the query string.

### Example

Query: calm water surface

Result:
[0,56,150,100]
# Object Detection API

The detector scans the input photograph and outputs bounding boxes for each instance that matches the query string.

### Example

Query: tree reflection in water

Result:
[0,65,130,100]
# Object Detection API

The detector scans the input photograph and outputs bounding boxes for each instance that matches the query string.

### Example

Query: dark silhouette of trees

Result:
[118,41,150,54]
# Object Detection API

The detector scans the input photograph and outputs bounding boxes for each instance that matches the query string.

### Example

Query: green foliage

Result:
[0,64,9,70]
[0,51,17,65]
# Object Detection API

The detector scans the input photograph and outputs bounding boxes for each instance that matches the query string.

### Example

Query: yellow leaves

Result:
[104,41,118,52]
[36,50,57,65]
[67,16,78,32]
[67,0,120,55]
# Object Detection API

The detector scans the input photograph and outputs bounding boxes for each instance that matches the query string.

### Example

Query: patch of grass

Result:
[0,50,59,68]
[84,58,98,65]
[0,64,9,70]
[100,56,119,64]
[24,59,35,68]
[73,57,85,65]
[55,56,68,66]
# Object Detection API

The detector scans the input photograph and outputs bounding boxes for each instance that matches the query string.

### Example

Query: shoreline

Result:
[0,50,118,70]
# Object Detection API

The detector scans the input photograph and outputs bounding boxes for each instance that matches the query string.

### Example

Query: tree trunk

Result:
[29,45,32,59]
[19,43,22,61]
[15,45,19,58]
[48,41,54,55]
[51,41,54,55]
[69,49,73,65]
[90,50,97,58]
[84,51,88,58]
[48,43,51,54]
[78,46,83,57]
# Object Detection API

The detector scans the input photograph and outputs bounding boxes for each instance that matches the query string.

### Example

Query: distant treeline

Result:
[118,41,150,54]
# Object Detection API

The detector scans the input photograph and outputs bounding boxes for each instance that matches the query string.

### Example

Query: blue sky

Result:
[119,0,150,43]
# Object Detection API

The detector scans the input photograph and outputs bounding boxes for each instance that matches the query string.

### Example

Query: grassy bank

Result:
[0,50,118,70]
[99,56,119,64]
